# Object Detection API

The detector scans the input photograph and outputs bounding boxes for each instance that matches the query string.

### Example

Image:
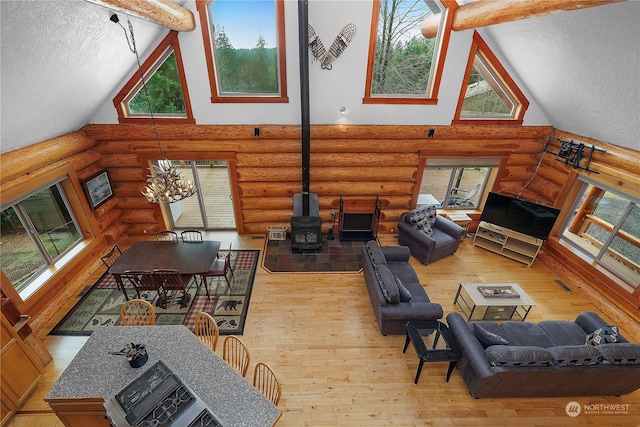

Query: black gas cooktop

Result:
[104,360,224,427]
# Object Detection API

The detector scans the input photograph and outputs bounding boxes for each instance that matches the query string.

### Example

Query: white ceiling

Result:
[1,0,638,154]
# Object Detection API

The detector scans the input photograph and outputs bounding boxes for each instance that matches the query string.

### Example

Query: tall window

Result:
[363,0,455,104]
[1,181,82,291]
[561,182,639,288]
[418,159,498,209]
[453,32,528,125]
[197,0,288,103]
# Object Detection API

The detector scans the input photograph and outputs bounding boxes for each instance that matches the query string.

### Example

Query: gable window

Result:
[418,158,499,209]
[113,31,195,124]
[1,179,82,293]
[453,32,528,125]
[363,0,455,104]
[561,181,639,288]
[197,0,288,103]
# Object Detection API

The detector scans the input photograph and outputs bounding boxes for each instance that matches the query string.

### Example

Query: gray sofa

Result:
[447,311,640,398]
[397,206,465,265]
[361,240,443,335]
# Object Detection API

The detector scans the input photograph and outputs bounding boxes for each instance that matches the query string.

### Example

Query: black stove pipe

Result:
[298,0,310,216]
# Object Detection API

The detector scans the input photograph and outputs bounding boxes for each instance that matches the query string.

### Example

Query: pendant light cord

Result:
[112,14,164,159]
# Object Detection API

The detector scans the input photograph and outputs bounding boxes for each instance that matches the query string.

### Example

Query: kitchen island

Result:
[45,325,280,426]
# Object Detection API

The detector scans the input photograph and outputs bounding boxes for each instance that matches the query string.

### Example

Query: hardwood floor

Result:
[8,233,640,426]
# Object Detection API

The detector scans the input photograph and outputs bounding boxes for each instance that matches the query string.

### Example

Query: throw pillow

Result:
[585,325,619,346]
[485,345,554,367]
[422,225,433,236]
[473,323,510,349]
[424,205,437,226]
[374,264,399,304]
[395,277,412,302]
[365,241,386,265]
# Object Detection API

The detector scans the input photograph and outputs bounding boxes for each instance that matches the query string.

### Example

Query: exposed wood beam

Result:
[85,0,195,32]
[421,0,625,38]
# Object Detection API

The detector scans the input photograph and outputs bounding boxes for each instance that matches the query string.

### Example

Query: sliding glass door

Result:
[166,160,236,230]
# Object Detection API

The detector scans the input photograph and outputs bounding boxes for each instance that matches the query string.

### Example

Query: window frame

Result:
[113,31,195,124]
[1,178,83,293]
[560,179,640,288]
[363,0,457,105]
[415,156,501,210]
[196,0,289,103]
[452,31,529,125]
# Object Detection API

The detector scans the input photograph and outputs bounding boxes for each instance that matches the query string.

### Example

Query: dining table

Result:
[109,240,221,300]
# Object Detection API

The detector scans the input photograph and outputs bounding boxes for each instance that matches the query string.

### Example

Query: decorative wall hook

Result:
[543,135,605,174]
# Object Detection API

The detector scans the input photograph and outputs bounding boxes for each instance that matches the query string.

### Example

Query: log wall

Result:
[82,124,554,236]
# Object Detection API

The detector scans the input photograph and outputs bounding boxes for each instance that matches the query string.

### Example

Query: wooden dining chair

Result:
[153,269,192,308]
[223,335,250,377]
[181,230,203,242]
[119,299,156,326]
[100,244,122,269]
[194,312,219,352]
[200,243,233,297]
[253,362,282,405]
[156,230,179,241]
[121,270,158,300]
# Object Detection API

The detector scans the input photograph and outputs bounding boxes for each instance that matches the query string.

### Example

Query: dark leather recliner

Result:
[397,207,465,265]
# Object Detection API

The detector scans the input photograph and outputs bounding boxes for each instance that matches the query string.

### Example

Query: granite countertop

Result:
[46,325,280,427]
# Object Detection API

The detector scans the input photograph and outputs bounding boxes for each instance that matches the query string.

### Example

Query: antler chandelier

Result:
[112,14,197,204]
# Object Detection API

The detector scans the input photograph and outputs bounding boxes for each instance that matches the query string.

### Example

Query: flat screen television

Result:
[480,192,561,240]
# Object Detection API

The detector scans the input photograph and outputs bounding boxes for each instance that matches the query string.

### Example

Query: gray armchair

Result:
[397,206,465,265]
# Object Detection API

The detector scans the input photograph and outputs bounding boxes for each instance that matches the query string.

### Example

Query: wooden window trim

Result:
[452,31,529,125]
[362,0,457,105]
[196,0,288,104]
[113,31,195,124]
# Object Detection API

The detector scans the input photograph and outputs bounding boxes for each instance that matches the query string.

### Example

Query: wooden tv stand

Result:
[472,221,543,267]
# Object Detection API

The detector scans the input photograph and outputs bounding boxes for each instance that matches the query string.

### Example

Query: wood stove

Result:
[291,193,322,250]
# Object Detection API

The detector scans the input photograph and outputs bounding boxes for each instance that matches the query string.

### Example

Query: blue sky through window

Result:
[210,0,276,49]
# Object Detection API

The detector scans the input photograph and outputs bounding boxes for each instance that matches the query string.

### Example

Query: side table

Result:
[402,320,461,384]
[444,212,472,239]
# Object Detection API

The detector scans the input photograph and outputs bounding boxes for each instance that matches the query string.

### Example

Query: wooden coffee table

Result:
[453,282,536,321]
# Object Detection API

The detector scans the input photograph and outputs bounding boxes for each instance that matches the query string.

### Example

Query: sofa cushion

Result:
[473,324,509,348]
[548,345,602,366]
[597,343,640,365]
[538,320,589,346]
[485,345,554,367]
[500,322,556,348]
[365,241,387,265]
[395,277,412,302]
[374,264,399,304]
[586,325,619,345]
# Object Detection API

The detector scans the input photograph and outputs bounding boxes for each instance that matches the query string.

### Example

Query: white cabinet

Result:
[472,221,543,267]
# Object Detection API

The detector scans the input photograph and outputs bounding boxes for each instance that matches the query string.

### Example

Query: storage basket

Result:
[267,225,288,240]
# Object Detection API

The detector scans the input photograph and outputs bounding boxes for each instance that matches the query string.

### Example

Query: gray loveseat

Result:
[447,311,640,398]
[397,206,465,265]
[361,240,443,335]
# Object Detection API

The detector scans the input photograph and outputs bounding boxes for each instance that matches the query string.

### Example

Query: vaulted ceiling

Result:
[1,0,638,154]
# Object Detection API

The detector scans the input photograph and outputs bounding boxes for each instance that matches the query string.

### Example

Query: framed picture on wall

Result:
[82,170,113,210]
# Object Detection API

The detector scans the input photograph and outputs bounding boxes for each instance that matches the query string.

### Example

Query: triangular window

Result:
[114,31,194,124]
[453,32,528,124]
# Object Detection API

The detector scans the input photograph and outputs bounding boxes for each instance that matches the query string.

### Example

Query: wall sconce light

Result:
[339,106,346,115]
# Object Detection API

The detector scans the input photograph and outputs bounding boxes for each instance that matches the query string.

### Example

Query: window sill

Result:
[19,240,90,301]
